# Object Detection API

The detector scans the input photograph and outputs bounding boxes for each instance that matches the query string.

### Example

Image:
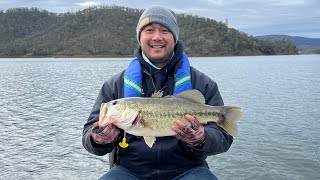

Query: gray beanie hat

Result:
[136,6,179,44]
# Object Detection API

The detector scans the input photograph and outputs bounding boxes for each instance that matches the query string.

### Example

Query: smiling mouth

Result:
[151,45,164,48]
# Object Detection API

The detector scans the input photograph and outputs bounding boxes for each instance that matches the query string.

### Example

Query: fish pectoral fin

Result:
[143,136,156,148]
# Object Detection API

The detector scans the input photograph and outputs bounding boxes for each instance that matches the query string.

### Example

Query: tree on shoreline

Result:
[0,6,298,57]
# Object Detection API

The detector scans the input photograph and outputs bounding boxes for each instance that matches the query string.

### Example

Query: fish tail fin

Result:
[218,106,241,137]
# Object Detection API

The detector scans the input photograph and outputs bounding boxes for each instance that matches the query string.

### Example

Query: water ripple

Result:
[1,57,319,180]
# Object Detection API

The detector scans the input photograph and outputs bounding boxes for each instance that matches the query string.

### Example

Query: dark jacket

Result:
[82,42,233,179]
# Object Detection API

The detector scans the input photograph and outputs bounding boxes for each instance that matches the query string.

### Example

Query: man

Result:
[82,6,233,180]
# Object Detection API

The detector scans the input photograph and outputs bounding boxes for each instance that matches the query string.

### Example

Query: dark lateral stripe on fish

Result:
[141,110,222,120]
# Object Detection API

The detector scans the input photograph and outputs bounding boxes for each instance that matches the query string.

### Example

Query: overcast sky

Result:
[1,0,319,38]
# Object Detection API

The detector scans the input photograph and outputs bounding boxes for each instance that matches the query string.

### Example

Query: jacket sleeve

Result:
[189,67,233,157]
[82,72,124,156]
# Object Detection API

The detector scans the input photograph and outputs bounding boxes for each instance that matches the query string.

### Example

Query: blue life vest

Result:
[124,53,192,97]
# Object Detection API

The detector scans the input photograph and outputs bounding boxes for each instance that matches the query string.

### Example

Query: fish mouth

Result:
[99,116,107,127]
[132,113,141,126]
[99,115,113,128]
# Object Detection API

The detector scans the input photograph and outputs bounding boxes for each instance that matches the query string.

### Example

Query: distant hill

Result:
[0,6,298,57]
[256,35,320,50]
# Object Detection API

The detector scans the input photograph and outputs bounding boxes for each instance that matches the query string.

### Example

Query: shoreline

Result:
[0,53,311,59]
[0,54,134,58]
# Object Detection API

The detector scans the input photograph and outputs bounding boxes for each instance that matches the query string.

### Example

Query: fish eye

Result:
[112,101,117,105]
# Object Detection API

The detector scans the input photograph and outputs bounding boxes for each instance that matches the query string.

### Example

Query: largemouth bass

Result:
[99,89,241,148]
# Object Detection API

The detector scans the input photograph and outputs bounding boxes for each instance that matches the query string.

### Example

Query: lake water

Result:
[0,55,319,180]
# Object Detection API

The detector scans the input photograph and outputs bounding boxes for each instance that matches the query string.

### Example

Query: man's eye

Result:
[162,29,169,33]
[112,101,117,105]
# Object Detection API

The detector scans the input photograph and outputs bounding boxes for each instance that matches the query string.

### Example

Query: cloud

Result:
[76,1,100,7]
[0,0,319,38]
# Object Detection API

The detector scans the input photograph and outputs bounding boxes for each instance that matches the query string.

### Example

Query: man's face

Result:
[140,23,175,68]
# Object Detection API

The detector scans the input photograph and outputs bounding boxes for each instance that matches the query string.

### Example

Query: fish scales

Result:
[107,95,226,135]
[99,90,241,148]
[138,97,222,121]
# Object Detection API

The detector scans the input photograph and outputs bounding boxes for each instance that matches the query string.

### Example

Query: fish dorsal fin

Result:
[143,136,156,148]
[151,91,164,98]
[176,90,205,104]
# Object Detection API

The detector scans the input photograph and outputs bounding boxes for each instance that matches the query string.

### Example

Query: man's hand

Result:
[91,121,120,145]
[171,114,205,147]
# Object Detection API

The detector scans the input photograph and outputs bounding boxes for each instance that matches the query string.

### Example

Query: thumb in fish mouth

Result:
[93,124,114,134]
[92,125,105,134]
